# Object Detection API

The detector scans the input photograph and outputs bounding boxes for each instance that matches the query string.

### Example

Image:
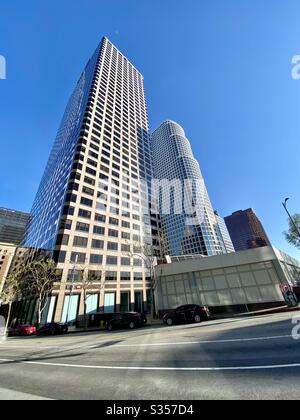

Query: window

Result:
[78,209,91,219]
[59,219,72,230]
[105,271,118,281]
[73,236,88,248]
[120,272,131,281]
[109,217,119,226]
[88,270,102,281]
[67,269,84,282]
[76,222,90,233]
[84,176,95,186]
[134,272,143,281]
[92,239,104,249]
[81,197,93,207]
[93,226,105,235]
[56,234,69,246]
[95,214,106,223]
[106,256,118,265]
[121,244,131,252]
[82,186,94,196]
[90,255,103,265]
[107,242,118,251]
[70,252,86,264]
[108,229,119,238]
[121,257,131,266]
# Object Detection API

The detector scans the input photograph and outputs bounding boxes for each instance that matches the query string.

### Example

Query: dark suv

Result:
[106,312,147,331]
[163,305,210,326]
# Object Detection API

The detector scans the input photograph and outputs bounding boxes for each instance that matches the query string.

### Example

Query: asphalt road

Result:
[0,311,300,400]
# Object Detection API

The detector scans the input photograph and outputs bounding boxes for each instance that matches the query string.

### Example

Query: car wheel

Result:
[194,315,201,323]
[166,318,173,326]
[129,321,135,329]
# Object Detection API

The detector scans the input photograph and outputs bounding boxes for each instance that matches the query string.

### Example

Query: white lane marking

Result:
[0,346,60,350]
[1,358,300,372]
[89,334,293,349]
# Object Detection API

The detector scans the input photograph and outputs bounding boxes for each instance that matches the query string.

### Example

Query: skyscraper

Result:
[151,120,227,256]
[214,211,235,253]
[23,37,155,322]
[0,208,30,245]
[224,209,271,252]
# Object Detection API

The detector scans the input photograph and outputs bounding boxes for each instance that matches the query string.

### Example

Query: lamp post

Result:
[282,198,300,238]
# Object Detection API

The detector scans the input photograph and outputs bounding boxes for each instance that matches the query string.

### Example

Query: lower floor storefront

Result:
[0,286,152,326]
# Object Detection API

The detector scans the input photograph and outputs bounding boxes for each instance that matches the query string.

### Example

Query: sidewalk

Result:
[214,304,300,319]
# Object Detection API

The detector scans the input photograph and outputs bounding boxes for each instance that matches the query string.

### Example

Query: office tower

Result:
[0,208,30,245]
[151,120,227,256]
[224,209,271,252]
[0,243,17,295]
[214,211,235,253]
[23,37,155,322]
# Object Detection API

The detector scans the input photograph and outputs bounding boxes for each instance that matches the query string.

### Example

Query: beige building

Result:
[0,243,17,295]
[155,246,300,315]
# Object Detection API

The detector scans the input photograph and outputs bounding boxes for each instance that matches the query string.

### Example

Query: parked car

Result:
[37,323,68,336]
[106,312,147,331]
[8,324,37,337]
[163,305,211,326]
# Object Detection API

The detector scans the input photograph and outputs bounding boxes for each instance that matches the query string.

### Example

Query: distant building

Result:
[0,208,30,245]
[0,243,17,296]
[151,120,227,257]
[224,209,271,252]
[214,211,235,253]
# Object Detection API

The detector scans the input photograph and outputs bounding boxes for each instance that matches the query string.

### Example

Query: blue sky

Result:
[0,0,299,257]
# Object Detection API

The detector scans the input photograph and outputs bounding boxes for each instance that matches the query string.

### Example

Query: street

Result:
[0,312,300,400]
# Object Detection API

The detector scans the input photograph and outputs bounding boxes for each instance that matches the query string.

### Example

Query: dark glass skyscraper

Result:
[23,37,156,321]
[0,207,30,245]
[224,209,271,252]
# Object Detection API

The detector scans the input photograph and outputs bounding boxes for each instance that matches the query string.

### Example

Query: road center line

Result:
[1,358,300,372]
[89,334,293,348]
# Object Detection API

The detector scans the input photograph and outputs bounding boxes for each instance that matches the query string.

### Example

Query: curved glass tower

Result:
[151,120,226,256]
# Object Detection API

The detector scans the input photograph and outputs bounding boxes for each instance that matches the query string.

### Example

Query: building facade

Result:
[22,37,157,322]
[214,211,235,253]
[0,208,30,245]
[155,246,300,315]
[224,209,271,252]
[151,120,227,257]
[0,243,17,296]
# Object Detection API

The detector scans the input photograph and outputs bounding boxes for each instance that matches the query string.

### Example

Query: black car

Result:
[163,305,210,326]
[106,312,147,331]
[37,323,69,336]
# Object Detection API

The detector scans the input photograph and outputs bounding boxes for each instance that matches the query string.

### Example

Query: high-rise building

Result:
[151,120,227,256]
[0,208,30,245]
[23,37,156,322]
[0,243,17,296]
[214,211,235,253]
[224,209,271,252]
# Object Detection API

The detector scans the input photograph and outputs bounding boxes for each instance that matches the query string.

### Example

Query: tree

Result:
[127,231,168,319]
[284,214,300,250]
[24,259,57,326]
[0,271,24,340]
[79,270,102,328]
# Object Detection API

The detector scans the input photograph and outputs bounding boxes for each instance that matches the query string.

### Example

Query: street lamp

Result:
[282,198,300,238]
